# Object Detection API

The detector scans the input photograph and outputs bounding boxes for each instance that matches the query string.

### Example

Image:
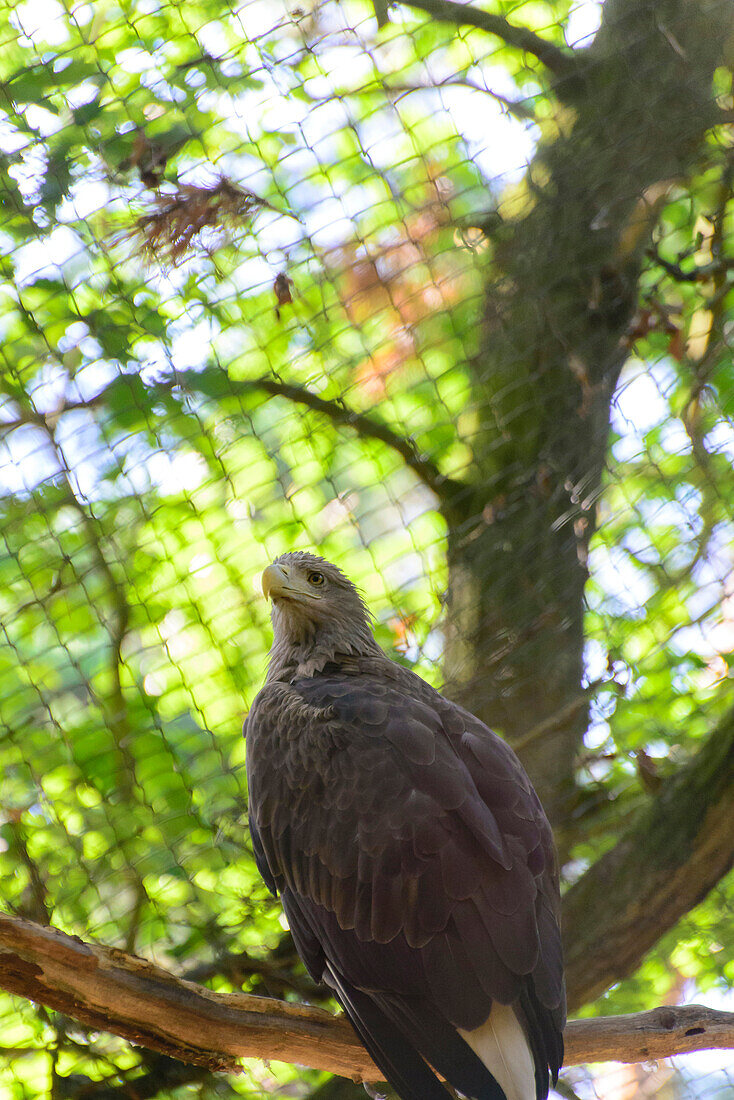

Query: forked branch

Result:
[1,914,733,1077]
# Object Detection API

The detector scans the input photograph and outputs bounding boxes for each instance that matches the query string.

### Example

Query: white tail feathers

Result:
[459,1002,535,1100]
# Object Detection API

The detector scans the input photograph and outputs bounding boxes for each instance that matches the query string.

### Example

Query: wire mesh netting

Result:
[1,0,734,1097]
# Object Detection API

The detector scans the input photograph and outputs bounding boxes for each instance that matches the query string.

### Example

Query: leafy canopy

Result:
[0,0,733,1096]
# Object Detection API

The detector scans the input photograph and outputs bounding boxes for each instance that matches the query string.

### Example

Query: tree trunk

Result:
[442,0,729,827]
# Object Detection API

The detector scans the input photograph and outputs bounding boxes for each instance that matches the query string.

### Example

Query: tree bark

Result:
[4,706,731,1073]
[563,705,734,1009]
[2,913,734,1077]
[440,0,732,827]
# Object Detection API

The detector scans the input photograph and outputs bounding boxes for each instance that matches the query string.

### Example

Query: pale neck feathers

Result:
[266,603,383,682]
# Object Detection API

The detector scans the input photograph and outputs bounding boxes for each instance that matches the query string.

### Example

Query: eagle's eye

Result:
[307,571,325,587]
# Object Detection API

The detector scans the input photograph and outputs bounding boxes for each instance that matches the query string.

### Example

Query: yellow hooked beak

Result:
[262,563,290,600]
[261,563,323,601]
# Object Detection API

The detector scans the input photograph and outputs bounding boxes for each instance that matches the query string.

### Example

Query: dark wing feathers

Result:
[374,991,507,1100]
[325,968,458,1100]
[533,897,566,1013]
[450,901,519,1004]
[516,990,550,1100]
[245,670,565,1099]
[280,888,324,984]
[249,815,279,896]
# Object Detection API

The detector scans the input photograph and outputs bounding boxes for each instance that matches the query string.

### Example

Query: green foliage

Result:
[0,0,733,1097]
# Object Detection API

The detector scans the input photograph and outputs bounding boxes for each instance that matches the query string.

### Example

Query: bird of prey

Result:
[245,552,565,1100]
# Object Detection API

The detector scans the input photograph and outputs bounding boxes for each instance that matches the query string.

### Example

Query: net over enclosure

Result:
[1,1,734,1099]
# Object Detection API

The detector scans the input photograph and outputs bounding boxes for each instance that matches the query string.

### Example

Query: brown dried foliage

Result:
[134,178,267,264]
[325,173,466,396]
[274,272,294,320]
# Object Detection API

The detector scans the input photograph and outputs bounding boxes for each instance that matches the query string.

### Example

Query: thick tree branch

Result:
[1,914,733,1076]
[563,705,734,1009]
[0,912,358,1077]
[399,0,580,81]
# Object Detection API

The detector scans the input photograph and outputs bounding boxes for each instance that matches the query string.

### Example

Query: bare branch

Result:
[322,77,537,121]
[231,376,460,499]
[0,913,369,1078]
[0,372,463,501]
[399,0,580,82]
[648,246,734,282]
[2,914,734,1077]
[566,1006,734,1064]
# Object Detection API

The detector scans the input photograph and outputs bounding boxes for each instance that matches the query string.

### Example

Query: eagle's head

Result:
[262,552,380,677]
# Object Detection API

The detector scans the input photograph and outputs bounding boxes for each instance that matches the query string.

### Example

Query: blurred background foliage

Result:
[0,0,733,1097]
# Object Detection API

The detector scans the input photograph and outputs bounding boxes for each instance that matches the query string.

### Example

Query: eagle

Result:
[245,552,565,1100]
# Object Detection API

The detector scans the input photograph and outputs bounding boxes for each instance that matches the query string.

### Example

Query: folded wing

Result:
[245,671,565,1100]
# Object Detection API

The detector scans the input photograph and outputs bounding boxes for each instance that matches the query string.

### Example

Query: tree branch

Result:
[399,0,580,82]
[563,704,734,1009]
[0,372,463,501]
[299,77,537,122]
[1,914,733,1077]
[231,376,460,499]
[365,79,536,122]
[648,246,734,282]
